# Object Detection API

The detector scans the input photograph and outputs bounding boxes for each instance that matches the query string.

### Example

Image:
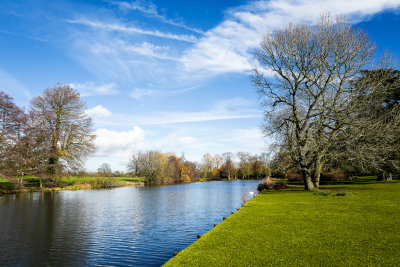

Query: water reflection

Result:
[0,180,259,266]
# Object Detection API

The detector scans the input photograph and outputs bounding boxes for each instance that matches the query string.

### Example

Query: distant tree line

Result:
[127,151,199,185]
[126,150,271,185]
[0,85,95,186]
[199,152,270,180]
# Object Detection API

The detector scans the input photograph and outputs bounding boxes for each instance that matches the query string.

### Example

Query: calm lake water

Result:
[0,179,259,266]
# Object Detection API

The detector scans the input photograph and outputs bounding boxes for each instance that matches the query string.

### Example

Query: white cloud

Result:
[129,87,157,99]
[89,40,177,61]
[128,84,198,99]
[92,97,260,126]
[94,126,147,158]
[86,105,112,118]
[68,0,400,89]
[141,111,258,125]
[68,18,198,43]
[112,0,158,15]
[121,42,174,60]
[110,0,204,34]
[224,128,264,144]
[135,97,260,125]
[70,34,182,83]
[181,0,400,76]
[69,81,118,96]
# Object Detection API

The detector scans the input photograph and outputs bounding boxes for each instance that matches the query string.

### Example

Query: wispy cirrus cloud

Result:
[67,0,400,90]
[92,97,261,127]
[111,41,177,60]
[181,0,400,75]
[69,81,119,96]
[109,0,204,34]
[129,84,199,99]
[129,87,158,99]
[67,18,198,43]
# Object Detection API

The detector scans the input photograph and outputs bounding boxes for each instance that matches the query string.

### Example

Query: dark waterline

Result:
[0,180,259,266]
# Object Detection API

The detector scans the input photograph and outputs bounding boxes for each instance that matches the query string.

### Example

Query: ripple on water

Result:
[0,180,260,266]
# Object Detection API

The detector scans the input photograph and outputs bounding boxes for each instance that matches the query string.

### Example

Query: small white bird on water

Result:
[249,191,254,196]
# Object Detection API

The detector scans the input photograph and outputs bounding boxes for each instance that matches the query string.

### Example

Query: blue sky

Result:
[1,0,400,171]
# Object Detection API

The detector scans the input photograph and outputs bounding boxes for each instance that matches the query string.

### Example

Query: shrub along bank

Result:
[0,176,144,194]
[165,176,400,266]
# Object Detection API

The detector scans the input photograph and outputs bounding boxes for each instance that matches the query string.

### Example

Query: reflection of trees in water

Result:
[0,181,260,265]
[0,192,91,265]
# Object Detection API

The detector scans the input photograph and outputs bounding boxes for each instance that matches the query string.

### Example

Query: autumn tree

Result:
[253,14,376,190]
[30,84,95,174]
[127,150,200,184]
[140,151,166,185]
[166,153,181,183]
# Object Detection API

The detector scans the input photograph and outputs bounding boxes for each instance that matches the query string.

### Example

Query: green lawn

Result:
[165,176,400,266]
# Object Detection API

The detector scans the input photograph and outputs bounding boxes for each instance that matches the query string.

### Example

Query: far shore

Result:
[0,176,145,195]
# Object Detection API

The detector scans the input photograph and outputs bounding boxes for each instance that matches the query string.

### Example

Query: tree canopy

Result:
[30,84,95,173]
[0,84,95,180]
[252,14,389,190]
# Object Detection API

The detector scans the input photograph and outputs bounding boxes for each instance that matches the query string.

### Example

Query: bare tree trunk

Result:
[378,172,393,181]
[313,157,323,189]
[301,167,315,191]
[298,145,316,191]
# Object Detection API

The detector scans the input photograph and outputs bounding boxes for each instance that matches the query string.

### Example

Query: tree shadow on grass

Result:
[260,187,305,195]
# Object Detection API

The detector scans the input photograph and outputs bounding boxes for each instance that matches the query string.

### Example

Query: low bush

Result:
[286,172,302,181]
[42,178,62,188]
[90,178,122,189]
[257,177,288,191]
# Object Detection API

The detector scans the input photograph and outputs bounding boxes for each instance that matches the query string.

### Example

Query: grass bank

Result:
[0,176,144,194]
[165,176,400,266]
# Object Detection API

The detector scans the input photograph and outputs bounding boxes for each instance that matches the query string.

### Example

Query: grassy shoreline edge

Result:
[164,176,400,266]
[0,176,144,194]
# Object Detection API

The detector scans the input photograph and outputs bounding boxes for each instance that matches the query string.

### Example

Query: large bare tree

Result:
[0,91,26,177]
[252,14,377,190]
[30,84,95,174]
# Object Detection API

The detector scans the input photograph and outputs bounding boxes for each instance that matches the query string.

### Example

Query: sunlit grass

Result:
[165,176,400,266]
